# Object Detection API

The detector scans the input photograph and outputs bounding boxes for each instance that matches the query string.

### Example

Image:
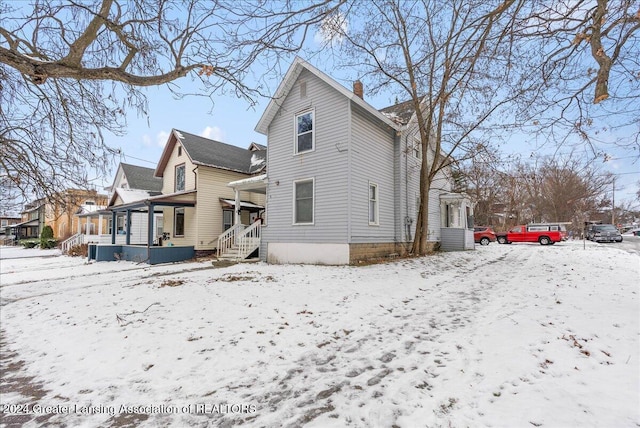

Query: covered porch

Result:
[440,193,475,251]
[217,174,267,260]
[87,191,197,264]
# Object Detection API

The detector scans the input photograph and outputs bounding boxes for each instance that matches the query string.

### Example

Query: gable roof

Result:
[120,163,163,192]
[255,56,400,135]
[108,188,161,208]
[155,130,266,177]
[379,99,416,126]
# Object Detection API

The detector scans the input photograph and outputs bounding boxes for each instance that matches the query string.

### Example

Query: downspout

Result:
[347,98,352,247]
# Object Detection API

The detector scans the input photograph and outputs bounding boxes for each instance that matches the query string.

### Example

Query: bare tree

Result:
[1,0,340,207]
[457,151,505,227]
[321,0,542,254]
[513,0,640,156]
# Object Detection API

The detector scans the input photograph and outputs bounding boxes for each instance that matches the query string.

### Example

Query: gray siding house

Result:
[253,57,472,265]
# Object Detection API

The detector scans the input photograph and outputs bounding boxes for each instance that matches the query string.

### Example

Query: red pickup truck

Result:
[496,225,563,245]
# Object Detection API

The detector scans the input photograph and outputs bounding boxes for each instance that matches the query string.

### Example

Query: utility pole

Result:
[612,177,615,225]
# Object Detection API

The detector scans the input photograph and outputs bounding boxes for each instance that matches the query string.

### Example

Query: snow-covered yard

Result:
[1,240,638,427]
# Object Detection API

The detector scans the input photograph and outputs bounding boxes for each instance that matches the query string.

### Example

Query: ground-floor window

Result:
[223,209,233,231]
[294,178,314,224]
[369,182,379,225]
[174,208,185,236]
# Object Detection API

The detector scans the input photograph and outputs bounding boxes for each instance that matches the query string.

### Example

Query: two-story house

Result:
[249,57,472,264]
[89,130,266,264]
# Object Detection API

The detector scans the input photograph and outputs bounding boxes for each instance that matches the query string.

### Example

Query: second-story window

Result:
[175,164,185,192]
[295,110,314,154]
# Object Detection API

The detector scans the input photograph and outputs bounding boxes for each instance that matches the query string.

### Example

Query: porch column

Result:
[111,212,116,244]
[98,214,103,236]
[147,204,154,247]
[77,216,81,235]
[125,210,131,245]
[234,188,241,226]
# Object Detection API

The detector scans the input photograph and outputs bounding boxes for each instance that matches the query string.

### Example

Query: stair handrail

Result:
[61,232,84,254]
[237,221,261,260]
[217,223,245,258]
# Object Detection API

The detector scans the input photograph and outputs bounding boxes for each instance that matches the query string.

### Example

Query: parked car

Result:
[528,223,568,240]
[496,224,563,245]
[586,224,623,242]
[474,227,497,245]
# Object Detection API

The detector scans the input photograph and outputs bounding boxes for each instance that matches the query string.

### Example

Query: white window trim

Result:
[292,178,315,225]
[174,207,185,237]
[293,109,315,155]
[368,182,379,226]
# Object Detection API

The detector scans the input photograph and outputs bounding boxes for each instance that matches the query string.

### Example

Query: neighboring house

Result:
[87,131,266,263]
[0,216,21,244]
[49,189,109,239]
[106,163,164,245]
[250,57,472,265]
[153,129,266,254]
[11,199,46,241]
[62,163,162,252]
[14,190,108,245]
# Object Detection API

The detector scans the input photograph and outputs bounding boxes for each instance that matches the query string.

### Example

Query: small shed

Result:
[439,193,475,251]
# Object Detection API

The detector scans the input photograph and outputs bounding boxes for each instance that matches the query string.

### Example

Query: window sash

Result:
[369,183,378,224]
[295,111,314,153]
[174,208,185,236]
[175,164,185,192]
[294,180,314,224]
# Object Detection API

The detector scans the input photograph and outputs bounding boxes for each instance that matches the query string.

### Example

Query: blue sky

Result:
[104,55,639,208]
[99,11,639,210]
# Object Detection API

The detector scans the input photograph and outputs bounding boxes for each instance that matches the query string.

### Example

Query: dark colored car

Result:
[587,224,623,242]
[474,227,497,245]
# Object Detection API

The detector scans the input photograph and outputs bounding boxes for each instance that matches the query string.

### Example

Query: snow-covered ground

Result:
[1,240,638,427]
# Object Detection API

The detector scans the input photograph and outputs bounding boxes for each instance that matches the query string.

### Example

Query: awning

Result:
[219,198,264,211]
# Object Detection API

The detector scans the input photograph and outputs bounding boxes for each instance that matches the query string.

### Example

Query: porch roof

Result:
[109,190,197,212]
[219,198,264,211]
[227,174,267,193]
[11,219,38,228]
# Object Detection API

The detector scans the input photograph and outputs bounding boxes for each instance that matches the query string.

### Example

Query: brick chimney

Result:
[353,80,363,99]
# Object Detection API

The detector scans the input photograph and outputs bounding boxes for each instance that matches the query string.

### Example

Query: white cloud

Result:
[200,126,224,141]
[142,135,152,147]
[314,12,348,46]
[156,130,169,147]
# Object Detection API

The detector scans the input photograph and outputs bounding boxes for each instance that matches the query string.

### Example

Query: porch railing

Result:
[237,221,261,260]
[217,223,245,258]
[61,233,83,254]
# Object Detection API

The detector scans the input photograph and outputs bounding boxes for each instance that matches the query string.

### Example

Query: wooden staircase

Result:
[217,222,261,261]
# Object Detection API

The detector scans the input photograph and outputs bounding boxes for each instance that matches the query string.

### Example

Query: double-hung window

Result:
[295,110,314,154]
[175,164,185,192]
[369,183,379,225]
[294,179,314,224]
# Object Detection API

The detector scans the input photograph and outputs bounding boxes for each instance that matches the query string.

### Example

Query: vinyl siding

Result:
[195,167,265,251]
[161,140,196,194]
[262,69,350,245]
[399,126,452,243]
[349,104,397,244]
